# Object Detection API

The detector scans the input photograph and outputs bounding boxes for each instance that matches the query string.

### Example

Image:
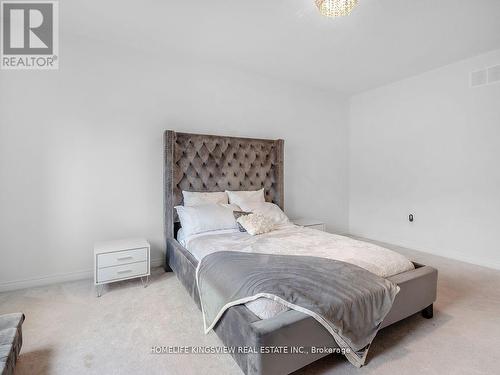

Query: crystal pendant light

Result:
[315,0,358,18]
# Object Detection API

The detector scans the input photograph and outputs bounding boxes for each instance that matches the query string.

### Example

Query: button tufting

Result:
[171,136,283,218]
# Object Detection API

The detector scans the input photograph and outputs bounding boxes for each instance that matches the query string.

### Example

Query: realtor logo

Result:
[1,1,58,69]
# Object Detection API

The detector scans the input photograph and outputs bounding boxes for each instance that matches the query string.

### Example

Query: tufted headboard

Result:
[164,130,284,239]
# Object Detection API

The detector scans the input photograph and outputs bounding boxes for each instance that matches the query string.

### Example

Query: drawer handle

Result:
[117,256,133,261]
[117,269,132,274]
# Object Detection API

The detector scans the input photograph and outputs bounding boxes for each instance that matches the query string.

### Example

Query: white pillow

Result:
[175,204,237,237]
[236,214,275,236]
[182,191,228,207]
[238,202,290,225]
[176,228,187,245]
[226,188,265,208]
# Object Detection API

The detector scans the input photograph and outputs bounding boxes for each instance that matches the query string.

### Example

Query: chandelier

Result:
[315,0,358,18]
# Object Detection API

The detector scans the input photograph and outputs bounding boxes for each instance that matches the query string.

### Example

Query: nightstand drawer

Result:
[97,248,148,268]
[97,261,148,283]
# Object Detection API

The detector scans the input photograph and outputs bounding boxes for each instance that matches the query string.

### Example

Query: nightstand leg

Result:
[96,285,103,298]
[141,276,149,288]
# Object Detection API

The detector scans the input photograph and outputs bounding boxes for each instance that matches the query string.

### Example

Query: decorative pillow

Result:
[175,204,237,237]
[226,188,265,208]
[236,214,275,236]
[238,202,290,226]
[182,191,228,207]
[233,211,252,232]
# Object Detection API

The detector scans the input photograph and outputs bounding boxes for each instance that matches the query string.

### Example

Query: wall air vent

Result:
[487,64,500,84]
[470,69,487,88]
[471,64,500,88]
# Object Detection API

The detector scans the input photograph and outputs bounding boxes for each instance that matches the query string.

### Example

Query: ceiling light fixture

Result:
[315,0,358,18]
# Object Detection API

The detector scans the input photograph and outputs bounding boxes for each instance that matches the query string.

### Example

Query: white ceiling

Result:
[67,0,500,93]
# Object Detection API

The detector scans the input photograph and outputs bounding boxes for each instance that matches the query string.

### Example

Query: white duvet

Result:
[181,225,414,320]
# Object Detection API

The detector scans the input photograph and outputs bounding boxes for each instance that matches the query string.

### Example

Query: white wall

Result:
[0,33,350,289]
[349,49,500,270]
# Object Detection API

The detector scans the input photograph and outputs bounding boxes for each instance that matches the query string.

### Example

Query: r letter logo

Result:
[1,1,58,69]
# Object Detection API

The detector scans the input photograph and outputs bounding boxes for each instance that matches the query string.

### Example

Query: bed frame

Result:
[163,130,438,375]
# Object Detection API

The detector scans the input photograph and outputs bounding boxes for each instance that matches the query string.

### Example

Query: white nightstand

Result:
[292,218,326,232]
[94,238,150,297]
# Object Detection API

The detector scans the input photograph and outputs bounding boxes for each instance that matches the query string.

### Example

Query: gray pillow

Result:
[233,211,251,232]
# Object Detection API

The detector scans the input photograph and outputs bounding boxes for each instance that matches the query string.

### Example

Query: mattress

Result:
[180,224,415,320]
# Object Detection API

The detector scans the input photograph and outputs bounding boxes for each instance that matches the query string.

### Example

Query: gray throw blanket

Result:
[196,251,400,367]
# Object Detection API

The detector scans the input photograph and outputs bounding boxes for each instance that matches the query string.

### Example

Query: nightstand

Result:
[292,218,326,231]
[94,238,150,297]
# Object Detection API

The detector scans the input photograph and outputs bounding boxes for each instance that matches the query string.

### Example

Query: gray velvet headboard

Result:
[164,130,284,239]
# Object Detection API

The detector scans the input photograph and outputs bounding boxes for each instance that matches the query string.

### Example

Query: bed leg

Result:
[164,261,172,272]
[164,246,173,272]
[164,253,172,272]
[421,304,433,319]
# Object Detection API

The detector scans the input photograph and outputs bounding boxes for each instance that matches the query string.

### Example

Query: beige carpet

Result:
[1,244,499,375]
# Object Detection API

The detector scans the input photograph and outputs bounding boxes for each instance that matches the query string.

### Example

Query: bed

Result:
[163,130,438,375]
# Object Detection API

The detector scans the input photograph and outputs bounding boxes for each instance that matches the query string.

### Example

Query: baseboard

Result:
[0,269,94,293]
[151,258,164,268]
[0,258,164,293]
[349,233,500,271]
[422,248,500,271]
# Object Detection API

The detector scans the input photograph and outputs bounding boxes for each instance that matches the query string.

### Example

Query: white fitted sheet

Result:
[183,224,415,320]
